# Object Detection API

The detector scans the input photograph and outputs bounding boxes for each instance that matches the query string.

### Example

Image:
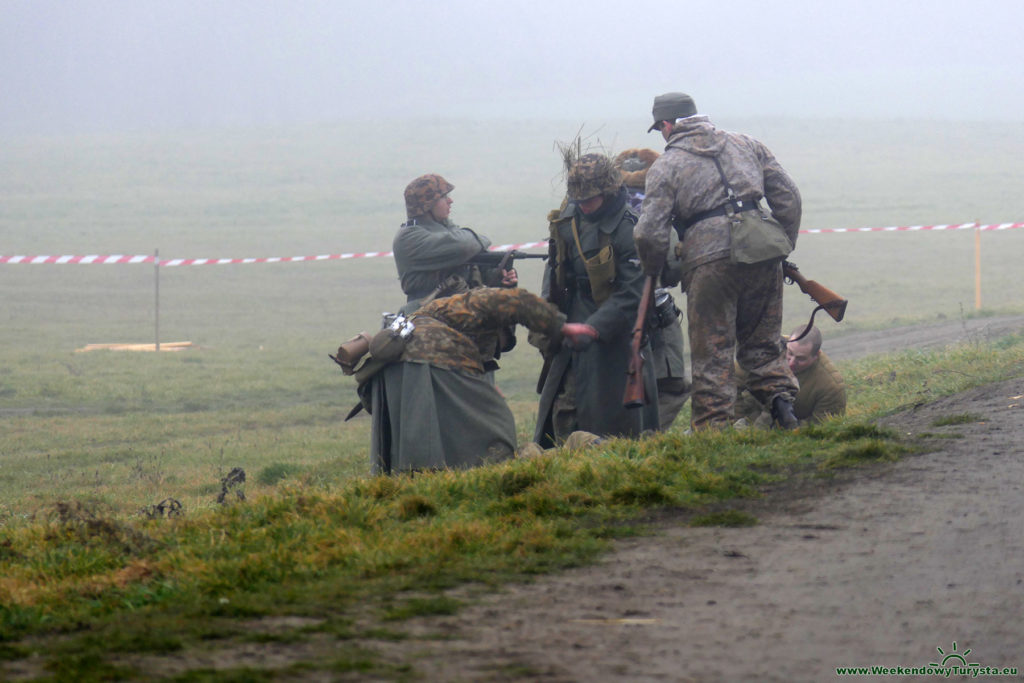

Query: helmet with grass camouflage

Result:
[566,154,622,201]
[404,173,454,219]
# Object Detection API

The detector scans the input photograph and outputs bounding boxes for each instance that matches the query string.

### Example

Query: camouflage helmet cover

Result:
[404,173,454,219]
[566,153,622,201]
[613,148,660,189]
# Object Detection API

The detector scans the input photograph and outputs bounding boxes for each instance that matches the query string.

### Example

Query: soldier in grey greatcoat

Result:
[633,92,801,431]
[393,174,517,316]
[615,148,691,431]
[534,154,659,447]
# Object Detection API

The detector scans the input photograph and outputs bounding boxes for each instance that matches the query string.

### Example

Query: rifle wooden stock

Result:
[783,262,847,322]
[623,275,655,408]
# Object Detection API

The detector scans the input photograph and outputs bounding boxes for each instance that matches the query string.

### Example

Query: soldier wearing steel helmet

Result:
[615,148,691,431]
[534,153,658,447]
[393,174,517,316]
[633,92,801,431]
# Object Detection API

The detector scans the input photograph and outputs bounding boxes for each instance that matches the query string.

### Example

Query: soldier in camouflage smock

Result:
[534,154,659,446]
[633,92,801,431]
[393,174,517,316]
[361,287,596,474]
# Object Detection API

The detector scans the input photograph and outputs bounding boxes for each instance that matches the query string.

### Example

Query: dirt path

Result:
[823,313,1024,362]
[389,316,1024,682]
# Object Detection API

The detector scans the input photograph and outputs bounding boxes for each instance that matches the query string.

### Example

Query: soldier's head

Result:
[614,148,660,190]
[404,174,455,221]
[647,92,698,139]
[567,153,622,215]
[786,325,822,374]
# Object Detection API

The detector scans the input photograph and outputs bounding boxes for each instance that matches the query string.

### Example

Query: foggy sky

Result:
[2,0,1023,134]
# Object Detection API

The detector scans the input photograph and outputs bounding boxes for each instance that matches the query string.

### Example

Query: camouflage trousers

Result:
[683,258,797,431]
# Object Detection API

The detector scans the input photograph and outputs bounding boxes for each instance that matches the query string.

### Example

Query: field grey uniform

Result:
[362,288,565,474]
[617,147,691,431]
[634,95,801,430]
[535,182,658,446]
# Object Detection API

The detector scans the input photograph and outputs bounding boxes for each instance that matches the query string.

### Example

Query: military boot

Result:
[771,395,799,430]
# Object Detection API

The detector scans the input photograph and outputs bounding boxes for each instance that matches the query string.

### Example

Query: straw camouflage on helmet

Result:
[404,174,455,219]
[566,154,622,201]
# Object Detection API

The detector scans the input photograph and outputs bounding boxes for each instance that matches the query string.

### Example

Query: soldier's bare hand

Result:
[501,269,518,287]
[562,323,599,350]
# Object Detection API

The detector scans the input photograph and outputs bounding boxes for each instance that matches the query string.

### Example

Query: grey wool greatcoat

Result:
[534,193,659,447]
[363,288,565,475]
[392,214,497,315]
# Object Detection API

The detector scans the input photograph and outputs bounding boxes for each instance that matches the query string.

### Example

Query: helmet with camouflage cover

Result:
[566,153,622,201]
[613,148,660,190]
[404,173,454,219]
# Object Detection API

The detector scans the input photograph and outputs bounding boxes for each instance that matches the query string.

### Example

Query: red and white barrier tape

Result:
[2,224,1021,265]
[802,221,1023,234]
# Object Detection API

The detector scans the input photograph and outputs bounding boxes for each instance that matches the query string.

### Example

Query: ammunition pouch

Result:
[581,243,615,304]
[570,216,615,305]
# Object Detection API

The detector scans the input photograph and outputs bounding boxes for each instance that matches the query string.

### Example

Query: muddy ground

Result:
[5,315,1024,682]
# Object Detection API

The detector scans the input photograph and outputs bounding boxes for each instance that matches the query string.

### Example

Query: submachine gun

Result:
[783,260,848,341]
[468,249,548,272]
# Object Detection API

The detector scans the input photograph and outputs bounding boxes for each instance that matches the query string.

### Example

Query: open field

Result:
[1,117,1023,519]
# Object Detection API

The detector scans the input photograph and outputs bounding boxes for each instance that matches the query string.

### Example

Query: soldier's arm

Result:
[756,143,802,245]
[428,288,565,341]
[809,384,847,424]
[633,163,675,276]
[394,223,491,273]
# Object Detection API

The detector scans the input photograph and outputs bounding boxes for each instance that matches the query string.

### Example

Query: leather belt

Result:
[680,199,760,231]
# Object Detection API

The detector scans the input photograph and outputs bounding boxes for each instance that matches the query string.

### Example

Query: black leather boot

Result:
[771,395,799,430]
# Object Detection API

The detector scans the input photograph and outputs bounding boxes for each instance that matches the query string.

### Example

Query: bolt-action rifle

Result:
[783,261,848,341]
[623,275,655,408]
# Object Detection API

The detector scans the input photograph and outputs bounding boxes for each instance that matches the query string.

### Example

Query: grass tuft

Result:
[396,495,436,520]
[690,510,759,527]
[256,463,304,486]
[931,412,984,427]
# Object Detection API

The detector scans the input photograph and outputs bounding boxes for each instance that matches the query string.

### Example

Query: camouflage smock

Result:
[633,115,802,276]
[404,287,564,374]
